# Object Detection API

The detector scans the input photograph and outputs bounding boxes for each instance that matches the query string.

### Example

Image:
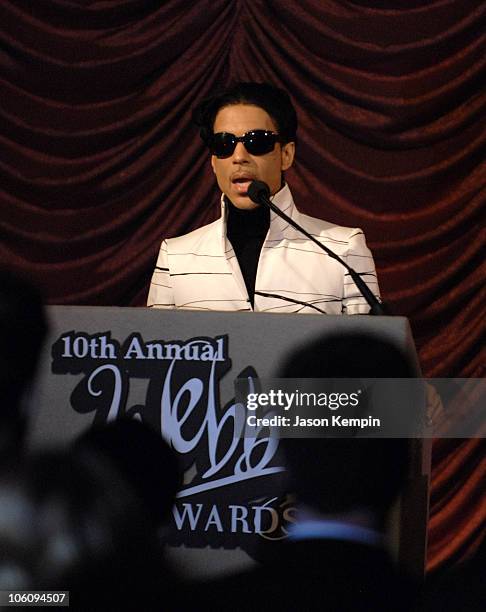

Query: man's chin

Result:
[227,194,260,210]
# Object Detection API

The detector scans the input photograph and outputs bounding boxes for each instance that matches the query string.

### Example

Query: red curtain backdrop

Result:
[0,1,484,573]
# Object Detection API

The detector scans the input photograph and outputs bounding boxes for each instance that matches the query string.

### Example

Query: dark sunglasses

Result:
[209,130,281,158]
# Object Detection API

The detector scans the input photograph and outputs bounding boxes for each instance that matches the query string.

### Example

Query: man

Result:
[0,269,48,461]
[184,333,420,612]
[148,82,380,314]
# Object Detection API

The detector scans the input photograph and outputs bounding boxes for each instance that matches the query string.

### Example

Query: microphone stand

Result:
[247,181,388,316]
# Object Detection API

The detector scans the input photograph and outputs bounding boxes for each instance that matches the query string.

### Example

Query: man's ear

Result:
[210,155,216,174]
[281,142,295,171]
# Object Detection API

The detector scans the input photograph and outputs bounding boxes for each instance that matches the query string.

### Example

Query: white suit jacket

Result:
[147,185,380,315]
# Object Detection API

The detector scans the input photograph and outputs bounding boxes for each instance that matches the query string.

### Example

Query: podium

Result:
[32,307,430,579]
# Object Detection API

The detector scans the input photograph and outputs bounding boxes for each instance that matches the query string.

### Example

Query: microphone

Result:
[247,180,388,316]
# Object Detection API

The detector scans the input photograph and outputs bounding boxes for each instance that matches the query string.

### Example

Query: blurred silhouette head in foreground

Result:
[278,332,417,527]
[75,419,182,528]
[0,448,168,611]
[0,270,48,459]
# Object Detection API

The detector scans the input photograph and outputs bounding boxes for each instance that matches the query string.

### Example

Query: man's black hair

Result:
[75,419,182,526]
[0,269,48,457]
[192,82,298,145]
[278,333,417,524]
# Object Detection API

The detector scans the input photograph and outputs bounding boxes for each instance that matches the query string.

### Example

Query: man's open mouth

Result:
[232,176,254,194]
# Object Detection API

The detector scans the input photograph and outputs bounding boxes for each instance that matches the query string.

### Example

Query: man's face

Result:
[210,104,295,210]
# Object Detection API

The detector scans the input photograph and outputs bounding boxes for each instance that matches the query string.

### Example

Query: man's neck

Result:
[225,199,270,308]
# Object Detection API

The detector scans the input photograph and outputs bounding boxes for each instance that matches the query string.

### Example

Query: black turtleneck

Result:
[226,200,270,307]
